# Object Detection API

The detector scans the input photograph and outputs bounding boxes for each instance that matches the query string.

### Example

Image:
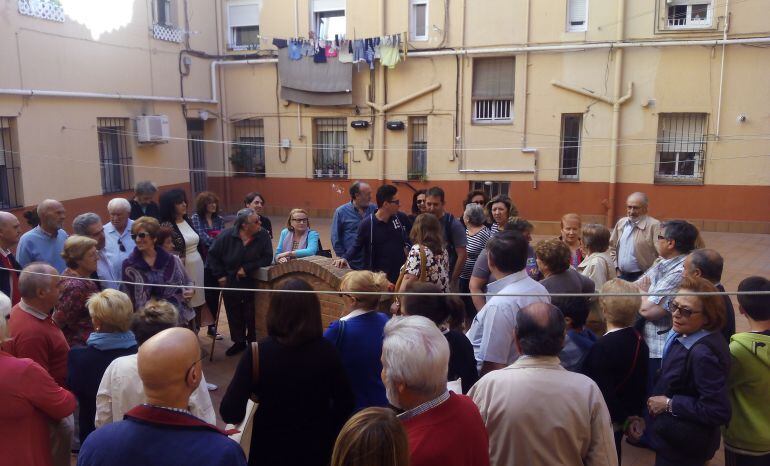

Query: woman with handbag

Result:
[397,213,450,293]
[645,275,731,466]
[324,271,391,410]
[221,278,355,466]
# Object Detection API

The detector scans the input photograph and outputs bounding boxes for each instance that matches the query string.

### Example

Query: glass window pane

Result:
[658,152,678,176]
[691,4,708,21]
[415,4,427,37]
[235,25,260,46]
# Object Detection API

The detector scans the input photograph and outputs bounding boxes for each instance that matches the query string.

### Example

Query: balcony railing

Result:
[18,0,65,22]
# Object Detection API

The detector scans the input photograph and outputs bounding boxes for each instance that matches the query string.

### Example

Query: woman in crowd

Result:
[646,275,730,466]
[506,217,541,280]
[274,208,320,264]
[401,282,478,393]
[536,238,595,311]
[560,213,584,268]
[54,235,100,347]
[120,216,195,326]
[578,223,616,288]
[95,299,216,426]
[397,213,450,293]
[459,203,492,321]
[459,190,489,228]
[190,191,226,338]
[67,289,138,444]
[0,298,76,466]
[244,192,273,238]
[221,278,355,466]
[331,407,410,466]
[324,270,390,410]
[486,194,517,234]
[156,226,175,254]
[159,189,209,330]
[409,189,427,223]
[582,279,649,462]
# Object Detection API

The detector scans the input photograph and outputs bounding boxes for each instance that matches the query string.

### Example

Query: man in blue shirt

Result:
[16,199,68,272]
[331,181,377,269]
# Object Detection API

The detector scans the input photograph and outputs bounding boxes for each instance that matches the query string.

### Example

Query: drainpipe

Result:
[607,0,626,228]
[715,0,730,139]
[378,0,387,181]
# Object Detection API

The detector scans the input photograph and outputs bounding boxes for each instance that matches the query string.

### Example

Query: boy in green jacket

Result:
[723,276,770,466]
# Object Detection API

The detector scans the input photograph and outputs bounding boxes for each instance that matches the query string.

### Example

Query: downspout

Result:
[715,0,730,139]
[214,0,231,209]
[295,0,303,142]
[378,0,387,181]
[607,0,626,228]
[521,0,536,187]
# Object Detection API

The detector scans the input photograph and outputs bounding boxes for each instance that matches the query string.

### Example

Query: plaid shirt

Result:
[641,254,686,358]
[190,213,225,249]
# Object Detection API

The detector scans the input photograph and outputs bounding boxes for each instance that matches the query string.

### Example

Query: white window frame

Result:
[227,0,261,50]
[665,0,712,29]
[654,113,708,184]
[473,99,512,124]
[410,0,429,41]
[155,0,174,27]
[559,114,582,181]
[312,0,345,41]
[567,0,588,32]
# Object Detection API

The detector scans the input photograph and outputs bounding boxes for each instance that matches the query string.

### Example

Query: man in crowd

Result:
[77,327,246,466]
[609,192,660,282]
[466,231,549,375]
[207,208,273,356]
[636,219,698,385]
[104,198,135,283]
[0,211,22,305]
[72,213,119,289]
[4,263,73,466]
[334,184,411,283]
[331,181,377,269]
[470,302,617,466]
[129,180,160,220]
[425,187,467,290]
[16,199,68,272]
[383,316,489,466]
[683,248,736,342]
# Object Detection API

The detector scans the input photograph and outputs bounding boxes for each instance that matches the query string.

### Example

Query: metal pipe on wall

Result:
[715,0,731,138]
[606,0,627,228]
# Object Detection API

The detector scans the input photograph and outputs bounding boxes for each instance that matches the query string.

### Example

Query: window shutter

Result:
[569,0,587,26]
[229,2,261,28]
[472,58,515,100]
[313,0,345,12]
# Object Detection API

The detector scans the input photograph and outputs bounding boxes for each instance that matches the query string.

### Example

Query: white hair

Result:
[0,292,10,337]
[382,316,449,400]
[108,198,131,213]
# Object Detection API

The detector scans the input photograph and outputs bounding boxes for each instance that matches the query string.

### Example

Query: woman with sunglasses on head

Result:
[120,216,195,326]
[645,275,731,466]
[408,189,427,224]
[274,208,320,264]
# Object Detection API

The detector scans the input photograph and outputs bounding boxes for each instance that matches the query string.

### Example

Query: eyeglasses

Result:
[185,355,205,379]
[388,199,400,206]
[117,238,126,252]
[131,232,151,240]
[416,199,425,205]
[657,234,668,241]
[670,301,702,319]
[473,200,486,205]
[291,218,309,223]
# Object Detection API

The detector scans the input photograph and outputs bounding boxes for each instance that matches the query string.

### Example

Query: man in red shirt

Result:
[382,316,489,466]
[5,263,73,466]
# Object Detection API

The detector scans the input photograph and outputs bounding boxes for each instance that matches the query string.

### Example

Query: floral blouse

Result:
[53,268,99,347]
[405,244,451,292]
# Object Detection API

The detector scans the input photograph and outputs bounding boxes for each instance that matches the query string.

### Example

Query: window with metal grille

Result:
[232,119,265,177]
[187,119,207,194]
[666,1,711,28]
[408,117,428,180]
[567,0,588,31]
[472,58,514,124]
[156,0,174,26]
[0,117,23,209]
[97,118,133,194]
[410,0,428,41]
[314,118,348,179]
[655,113,707,184]
[228,1,261,50]
[470,181,510,200]
[559,114,582,180]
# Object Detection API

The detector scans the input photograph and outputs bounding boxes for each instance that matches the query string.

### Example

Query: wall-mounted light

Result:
[351,120,370,129]
[386,121,405,131]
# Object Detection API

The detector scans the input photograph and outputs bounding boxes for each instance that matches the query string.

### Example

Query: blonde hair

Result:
[331,407,410,466]
[61,235,98,269]
[560,212,582,229]
[340,270,390,309]
[87,289,135,333]
[138,299,179,325]
[286,208,310,231]
[599,279,642,327]
[132,216,161,237]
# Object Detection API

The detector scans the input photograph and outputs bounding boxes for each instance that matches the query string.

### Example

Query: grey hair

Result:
[18,263,58,299]
[234,208,256,231]
[382,316,449,399]
[36,199,61,217]
[463,203,486,227]
[107,198,131,213]
[72,213,102,235]
[628,192,649,207]
[134,180,158,196]
[0,292,10,339]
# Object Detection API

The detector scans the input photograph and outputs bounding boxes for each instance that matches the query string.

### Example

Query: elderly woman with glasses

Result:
[645,275,731,466]
[53,235,101,347]
[120,216,194,326]
[274,208,320,264]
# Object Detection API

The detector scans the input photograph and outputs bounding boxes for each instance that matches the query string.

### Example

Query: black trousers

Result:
[203,267,220,322]
[222,289,256,344]
[619,270,644,282]
[458,277,477,323]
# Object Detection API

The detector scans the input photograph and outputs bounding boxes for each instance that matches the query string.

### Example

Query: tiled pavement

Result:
[198,217,768,466]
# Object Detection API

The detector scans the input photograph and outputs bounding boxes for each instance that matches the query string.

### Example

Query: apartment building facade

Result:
[1,0,769,233]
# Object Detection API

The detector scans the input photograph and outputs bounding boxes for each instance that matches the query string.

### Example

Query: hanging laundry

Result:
[314,41,327,63]
[353,39,366,64]
[338,40,354,63]
[289,40,302,60]
[364,39,375,69]
[325,43,338,58]
[379,39,401,69]
[272,38,288,49]
[373,37,382,60]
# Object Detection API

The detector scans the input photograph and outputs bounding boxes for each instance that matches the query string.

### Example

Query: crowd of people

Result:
[0,180,768,466]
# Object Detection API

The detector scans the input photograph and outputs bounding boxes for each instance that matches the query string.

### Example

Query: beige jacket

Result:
[578,251,617,289]
[609,215,660,272]
[469,356,618,466]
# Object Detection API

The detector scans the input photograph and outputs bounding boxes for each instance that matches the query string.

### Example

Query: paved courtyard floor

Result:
[198,216,770,466]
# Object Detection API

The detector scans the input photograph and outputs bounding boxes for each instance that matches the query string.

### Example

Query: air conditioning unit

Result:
[136,115,170,144]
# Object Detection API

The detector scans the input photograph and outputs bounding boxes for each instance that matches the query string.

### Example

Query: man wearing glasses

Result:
[609,192,661,282]
[334,184,411,283]
[331,181,377,270]
[73,212,120,290]
[104,198,135,284]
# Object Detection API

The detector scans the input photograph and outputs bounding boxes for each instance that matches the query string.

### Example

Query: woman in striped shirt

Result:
[459,203,492,324]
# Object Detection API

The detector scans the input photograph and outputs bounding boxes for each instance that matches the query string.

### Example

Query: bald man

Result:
[470,303,617,466]
[609,192,660,282]
[683,248,736,342]
[0,211,22,304]
[78,328,246,466]
[16,199,69,272]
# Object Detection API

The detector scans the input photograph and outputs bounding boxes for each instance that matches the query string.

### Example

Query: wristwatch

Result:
[666,397,673,414]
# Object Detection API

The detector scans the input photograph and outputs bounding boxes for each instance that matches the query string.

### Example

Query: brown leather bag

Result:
[391,245,428,314]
